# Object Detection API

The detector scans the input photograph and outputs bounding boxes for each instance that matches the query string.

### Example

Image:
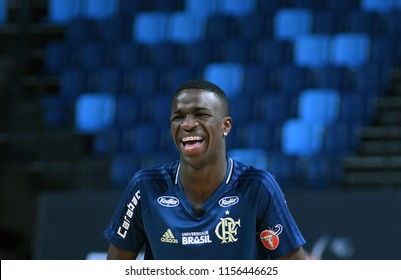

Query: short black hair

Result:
[174,79,230,116]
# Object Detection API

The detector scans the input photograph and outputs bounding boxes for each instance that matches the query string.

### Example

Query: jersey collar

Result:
[174,157,234,185]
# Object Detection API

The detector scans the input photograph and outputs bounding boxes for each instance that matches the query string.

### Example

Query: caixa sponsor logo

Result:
[219,196,239,207]
[157,196,180,207]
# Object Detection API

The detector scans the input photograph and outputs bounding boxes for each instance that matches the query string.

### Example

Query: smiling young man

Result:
[104,80,306,260]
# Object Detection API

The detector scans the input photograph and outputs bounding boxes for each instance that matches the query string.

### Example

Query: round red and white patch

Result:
[260,227,282,251]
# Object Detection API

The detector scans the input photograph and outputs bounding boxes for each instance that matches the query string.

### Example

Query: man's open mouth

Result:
[181,136,204,147]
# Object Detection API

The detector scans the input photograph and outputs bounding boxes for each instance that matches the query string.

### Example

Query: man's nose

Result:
[181,114,199,129]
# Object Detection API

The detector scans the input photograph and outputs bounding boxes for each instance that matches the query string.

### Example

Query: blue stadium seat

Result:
[217,0,257,16]
[132,67,160,96]
[221,39,252,63]
[312,10,339,34]
[370,36,397,65]
[274,8,313,40]
[115,95,141,128]
[228,148,268,170]
[126,123,159,156]
[257,0,281,12]
[77,41,107,70]
[150,42,183,68]
[315,66,355,90]
[97,17,131,43]
[324,123,355,156]
[162,66,198,94]
[48,0,81,23]
[203,63,244,98]
[328,0,360,11]
[291,0,326,9]
[257,39,293,66]
[253,94,297,125]
[243,64,269,94]
[184,0,219,17]
[93,128,120,155]
[41,96,70,128]
[151,95,173,126]
[298,88,341,125]
[74,93,116,134]
[348,11,386,35]
[281,119,325,156]
[266,153,301,188]
[133,12,168,45]
[151,0,185,11]
[238,12,273,39]
[183,40,213,67]
[385,10,401,36]
[119,68,158,96]
[93,67,123,93]
[83,0,119,20]
[294,35,331,68]
[44,42,71,74]
[356,64,387,92]
[279,64,314,93]
[139,152,178,170]
[229,95,252,123]
[110,154,139,189]
[60,69,88,101]
[166,12,205,44]
[240,122,279,151]
[114,42,147,70]
[340,91,376,125]
[304,155,341,188]
[205,14,240,42]
[119,0,143,18]
[330,33,371,68]
[0,0,7,22]
[360,0,394,13]
[158,124,178,153]
[65,18,97,43]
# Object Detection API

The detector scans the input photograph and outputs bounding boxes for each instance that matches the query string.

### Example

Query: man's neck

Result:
[178,157,228,207]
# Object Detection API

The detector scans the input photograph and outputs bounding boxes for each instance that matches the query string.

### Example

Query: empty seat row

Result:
[47,7,400,47]
[60,85,370,189]
[48,0,120,23]
[47,0,186,23]
[0,0,6,23]
[133,8,401,45]
[294,33,371,68]
[45,33,396,85]
[98,123,355,189]
[47,0,258,24]
[55,61,387,110]
[68,88,368,154]
[48,0,398,26]
[224,149,346,189]
[361,0,401,13]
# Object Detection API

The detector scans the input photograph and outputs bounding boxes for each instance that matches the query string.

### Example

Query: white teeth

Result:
[182,136,203,142]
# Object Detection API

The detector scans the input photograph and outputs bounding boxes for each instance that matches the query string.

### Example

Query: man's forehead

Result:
[175,88,214,98]
[174,89,218,103]
[172,89,221,111]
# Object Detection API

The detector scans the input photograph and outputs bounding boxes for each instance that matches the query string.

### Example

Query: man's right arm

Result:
[106,244,138,260]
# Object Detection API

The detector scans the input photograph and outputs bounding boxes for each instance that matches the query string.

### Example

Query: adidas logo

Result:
[161,229,178,244]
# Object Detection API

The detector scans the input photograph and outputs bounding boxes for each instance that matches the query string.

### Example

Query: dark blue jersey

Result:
[104,158,306,259]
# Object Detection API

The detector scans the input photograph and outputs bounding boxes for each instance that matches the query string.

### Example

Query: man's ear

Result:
[223,116,232,136]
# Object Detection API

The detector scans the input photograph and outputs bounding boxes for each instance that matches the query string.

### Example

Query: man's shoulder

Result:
[131,160,179,184]
[233,159,274,179]
[232,159,280,189]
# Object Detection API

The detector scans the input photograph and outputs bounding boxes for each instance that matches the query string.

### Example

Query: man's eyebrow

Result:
[193,107,211,112]
[172,107,211,114]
